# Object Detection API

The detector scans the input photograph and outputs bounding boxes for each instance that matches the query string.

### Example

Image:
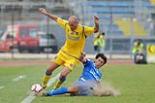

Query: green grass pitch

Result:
[0,62,155,103]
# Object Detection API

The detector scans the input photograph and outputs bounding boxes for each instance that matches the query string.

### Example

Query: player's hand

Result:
[39,8,49,15]
[94,16,99,24]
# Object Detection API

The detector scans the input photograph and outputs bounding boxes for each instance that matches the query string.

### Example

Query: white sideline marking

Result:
[21,73,60,103]
[13,75,26,82]
[0,86,5,90]
[21,92,36,103]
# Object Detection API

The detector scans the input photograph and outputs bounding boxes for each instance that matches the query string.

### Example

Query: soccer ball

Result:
[31,84,43,93]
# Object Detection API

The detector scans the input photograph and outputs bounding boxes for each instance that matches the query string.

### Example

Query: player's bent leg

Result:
[68,86,78,96]
[42,62,60,88]
[53,67,71,89]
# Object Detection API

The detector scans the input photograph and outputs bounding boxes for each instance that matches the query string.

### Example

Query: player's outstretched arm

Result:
[38,8,58,22]
[94,16,99,33]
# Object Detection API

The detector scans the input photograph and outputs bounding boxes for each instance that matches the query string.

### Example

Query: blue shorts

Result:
[72,80,97,96]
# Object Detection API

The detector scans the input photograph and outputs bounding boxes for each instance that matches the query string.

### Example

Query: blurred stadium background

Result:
[0,0,155,60]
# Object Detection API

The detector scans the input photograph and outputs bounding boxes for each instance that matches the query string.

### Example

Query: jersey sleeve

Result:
[83,59,92,69]
[84,59,91,65]
[56,18,68,29]
[83,59,89,67]
[83,26,95,36]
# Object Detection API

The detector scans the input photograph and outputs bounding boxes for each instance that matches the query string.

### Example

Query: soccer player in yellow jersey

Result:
[39,8,99,89]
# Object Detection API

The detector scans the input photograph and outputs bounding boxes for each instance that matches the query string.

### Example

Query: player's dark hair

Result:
[95,53,107,64]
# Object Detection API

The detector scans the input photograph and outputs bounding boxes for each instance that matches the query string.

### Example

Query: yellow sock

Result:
[53,80,63,89]
[42,75,50,88]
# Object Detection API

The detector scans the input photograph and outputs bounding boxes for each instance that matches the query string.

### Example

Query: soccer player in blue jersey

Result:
[41,53,107,96]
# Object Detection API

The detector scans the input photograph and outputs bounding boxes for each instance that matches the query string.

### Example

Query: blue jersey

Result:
[79,59,103,82]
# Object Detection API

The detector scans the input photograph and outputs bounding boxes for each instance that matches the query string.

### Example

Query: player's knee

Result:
[69,87,78,93]
[59,76,66,82]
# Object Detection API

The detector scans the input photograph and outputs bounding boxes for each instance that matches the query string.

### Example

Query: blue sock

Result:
[47,87,69,96]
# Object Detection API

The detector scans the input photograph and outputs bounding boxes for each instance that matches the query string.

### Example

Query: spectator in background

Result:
[93,32,105,54]
[132,39,147,64]
[99,32,106,53]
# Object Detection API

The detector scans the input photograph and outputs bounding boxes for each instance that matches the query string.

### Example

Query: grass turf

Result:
[0,63,155,103]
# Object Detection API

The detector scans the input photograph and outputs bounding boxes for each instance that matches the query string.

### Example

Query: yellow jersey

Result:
[56,18,95,58]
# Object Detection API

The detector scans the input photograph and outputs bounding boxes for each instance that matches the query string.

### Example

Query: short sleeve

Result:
[56,18,68,29]
[83,26,95,36]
